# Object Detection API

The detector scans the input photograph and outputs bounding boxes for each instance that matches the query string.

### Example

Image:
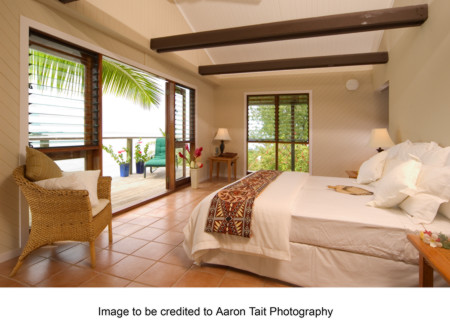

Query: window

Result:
[247,94,309,172]
[28,30,101,170]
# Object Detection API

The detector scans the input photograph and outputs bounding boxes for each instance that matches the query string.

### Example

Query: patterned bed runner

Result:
[205,170,282,238]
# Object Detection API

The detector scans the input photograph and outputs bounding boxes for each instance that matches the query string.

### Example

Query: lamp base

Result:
[376,147,384,153]
[219,140,225,155]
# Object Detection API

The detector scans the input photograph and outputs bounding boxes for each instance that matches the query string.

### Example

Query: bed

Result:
[183,142,450,287]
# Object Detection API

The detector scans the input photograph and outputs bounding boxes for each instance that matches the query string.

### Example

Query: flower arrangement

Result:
[134,138,153,163]
[102,145,131,165]
[420,230,450,249]
[178,144,203,169]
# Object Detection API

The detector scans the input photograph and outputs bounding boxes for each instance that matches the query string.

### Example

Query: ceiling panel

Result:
[173,0,395,72]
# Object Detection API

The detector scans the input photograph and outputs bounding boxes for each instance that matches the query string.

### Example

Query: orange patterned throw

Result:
[205,170,282,238]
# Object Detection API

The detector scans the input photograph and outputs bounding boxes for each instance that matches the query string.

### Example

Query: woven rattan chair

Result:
[10,166,113,277]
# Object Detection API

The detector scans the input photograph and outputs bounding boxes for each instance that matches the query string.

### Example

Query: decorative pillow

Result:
[400,193,447,224]
[35,174,86,192]
[62,170,101,206]
[420,146,450,166]
[25,147,62,181]
[356,151,387,184]
[367,157,421,208]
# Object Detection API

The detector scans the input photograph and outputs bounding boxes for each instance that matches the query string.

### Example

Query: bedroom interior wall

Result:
[373,0,450,146]
[214,71,389,178]
[0,0,217,261]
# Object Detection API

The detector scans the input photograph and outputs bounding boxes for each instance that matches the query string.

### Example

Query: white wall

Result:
[214,70,389,178]
[373,0,450,146]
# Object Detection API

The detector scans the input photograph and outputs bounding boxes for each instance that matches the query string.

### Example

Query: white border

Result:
[244,90,313,174]
[17,16,199,255]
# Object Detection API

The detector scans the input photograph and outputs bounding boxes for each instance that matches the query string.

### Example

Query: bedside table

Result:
[345,170,358,179]
[209,155,238,182]
[407,234,450,287]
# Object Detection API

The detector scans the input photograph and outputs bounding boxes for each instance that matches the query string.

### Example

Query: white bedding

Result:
[183,172,306,262]
[290,175,450,264]
[184,171,450,272]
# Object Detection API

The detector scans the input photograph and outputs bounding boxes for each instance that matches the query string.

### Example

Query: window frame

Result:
[28,29,102,171]
[246,92,311,173]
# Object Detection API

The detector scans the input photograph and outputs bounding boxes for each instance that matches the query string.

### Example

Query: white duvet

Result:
[184,172,450,265]
[183,172,306,262]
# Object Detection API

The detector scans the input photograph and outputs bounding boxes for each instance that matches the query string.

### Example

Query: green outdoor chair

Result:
[144,138,166,177]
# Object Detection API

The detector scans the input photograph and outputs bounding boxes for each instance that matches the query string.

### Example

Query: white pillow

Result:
[367,157,421,208]
[438,202,450,220]
[63,170,100,206]
[357,151,387,184]
[381,141,412,178]
[420,146,450,166]
[35,174,86,191]
[400,193,447,224]
[395,141,438,161]
[416,165,450,200]
[385,140,412,160]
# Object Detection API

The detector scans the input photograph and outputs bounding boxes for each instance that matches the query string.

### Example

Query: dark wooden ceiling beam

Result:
[59,0,79,3]
[198,52,388,75]
[151,4,427,52]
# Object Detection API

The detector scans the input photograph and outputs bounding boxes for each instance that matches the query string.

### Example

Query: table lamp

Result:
[214,128,231,155]
[369,128,394,152]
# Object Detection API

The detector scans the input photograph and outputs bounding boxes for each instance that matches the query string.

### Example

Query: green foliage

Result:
[29,49,85,94]
[247,95,309,172]
[102,58,162,109]
[134,139,154,163]
[29,50,163,110]
[102,145,131,165]
[248,143,309,172]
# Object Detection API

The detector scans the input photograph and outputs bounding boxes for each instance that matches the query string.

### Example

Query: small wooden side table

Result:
[209,155,238,182]
[345,170,358,179]
[407,234,450,287]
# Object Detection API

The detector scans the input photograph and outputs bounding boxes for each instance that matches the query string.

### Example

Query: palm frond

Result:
[29,49,85,95]
[102,58,162,109]
[29,50,163,110]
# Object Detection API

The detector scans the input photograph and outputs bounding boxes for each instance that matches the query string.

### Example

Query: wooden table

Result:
[209,155,238,182]
[407,234,450,287]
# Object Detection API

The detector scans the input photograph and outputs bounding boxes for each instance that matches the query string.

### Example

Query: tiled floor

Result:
[0,178,294,288]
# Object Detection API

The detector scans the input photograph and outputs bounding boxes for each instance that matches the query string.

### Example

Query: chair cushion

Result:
[145,158,166,167]
[92,199,110,217]
[25,147,62,181]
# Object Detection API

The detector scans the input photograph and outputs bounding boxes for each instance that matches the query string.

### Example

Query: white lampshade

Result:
[369,128,394,150]
[214,128,231,141]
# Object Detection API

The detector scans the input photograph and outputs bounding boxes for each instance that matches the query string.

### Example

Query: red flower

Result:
[194,147,203,158]
[185,144,190,153]
[198,163,204,168]
[178,152,186,159]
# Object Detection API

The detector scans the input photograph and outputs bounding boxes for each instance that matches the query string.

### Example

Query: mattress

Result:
[289,175,450,264]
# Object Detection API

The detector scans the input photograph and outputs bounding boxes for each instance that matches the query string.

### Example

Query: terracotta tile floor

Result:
[0,178,294,288]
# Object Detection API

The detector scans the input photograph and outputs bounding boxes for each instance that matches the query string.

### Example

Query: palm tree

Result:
[29,50,162,108]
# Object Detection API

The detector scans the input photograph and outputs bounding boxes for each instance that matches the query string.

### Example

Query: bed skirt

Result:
[198,241,447,287]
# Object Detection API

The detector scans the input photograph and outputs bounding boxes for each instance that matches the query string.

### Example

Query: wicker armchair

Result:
[10,166,113,276]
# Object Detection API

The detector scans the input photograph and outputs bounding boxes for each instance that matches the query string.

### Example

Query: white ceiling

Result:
[173,0,395,72]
